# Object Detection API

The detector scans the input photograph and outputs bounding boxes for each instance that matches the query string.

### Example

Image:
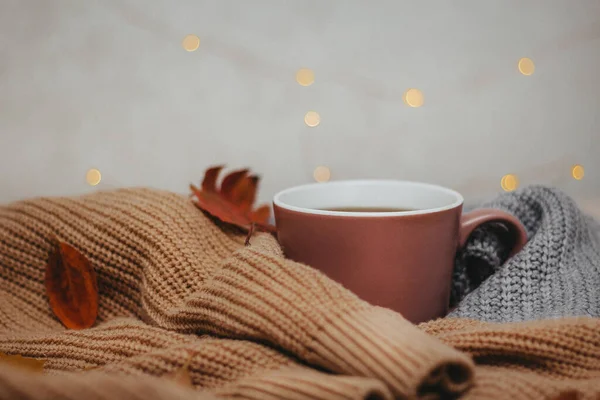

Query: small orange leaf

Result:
[250,205,271,225]
[230,175,259,213]
[0,352,46,373]
[220,169,249,201]
[190,185,249,230]
[191,166,276,244]
[45,239,99,330]
[202,165,224,192]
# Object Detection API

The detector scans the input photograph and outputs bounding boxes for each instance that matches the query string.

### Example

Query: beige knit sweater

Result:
[0,188,598,400]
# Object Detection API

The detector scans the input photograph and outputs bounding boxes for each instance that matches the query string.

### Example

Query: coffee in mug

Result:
[319,207,417,212]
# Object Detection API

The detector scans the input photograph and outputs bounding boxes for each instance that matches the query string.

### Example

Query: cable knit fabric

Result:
[450,185,600,322]
[0,187,599,400]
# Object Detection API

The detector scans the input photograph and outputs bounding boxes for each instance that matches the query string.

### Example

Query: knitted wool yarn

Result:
[0,188,599,399]
[450,185,600,322]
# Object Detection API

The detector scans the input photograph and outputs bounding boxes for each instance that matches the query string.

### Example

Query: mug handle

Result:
[459,208,528,257]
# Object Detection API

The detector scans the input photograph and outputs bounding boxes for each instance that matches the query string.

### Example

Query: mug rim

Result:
[273,179,464,218]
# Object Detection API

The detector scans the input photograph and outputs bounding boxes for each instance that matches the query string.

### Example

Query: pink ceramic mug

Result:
[273,180,527,323]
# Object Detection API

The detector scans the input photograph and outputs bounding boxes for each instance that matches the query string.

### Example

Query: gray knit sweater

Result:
[449,185,600,322]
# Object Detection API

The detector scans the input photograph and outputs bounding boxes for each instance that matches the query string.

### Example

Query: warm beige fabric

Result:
[0,188,598,400]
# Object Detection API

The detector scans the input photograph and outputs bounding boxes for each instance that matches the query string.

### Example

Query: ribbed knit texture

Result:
[0,188,599,399]
[450,185,600,322]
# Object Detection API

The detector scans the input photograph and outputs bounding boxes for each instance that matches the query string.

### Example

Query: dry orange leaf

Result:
[0,352,46,372]
[45,239,99,330]
[191,166,276,244]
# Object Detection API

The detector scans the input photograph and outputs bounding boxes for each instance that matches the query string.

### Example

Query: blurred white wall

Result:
[1,0,599,215]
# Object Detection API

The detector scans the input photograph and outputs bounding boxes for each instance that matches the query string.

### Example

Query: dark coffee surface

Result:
[319,207,416,212]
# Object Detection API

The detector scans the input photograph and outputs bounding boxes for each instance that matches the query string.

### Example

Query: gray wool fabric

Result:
[449,185,600,323]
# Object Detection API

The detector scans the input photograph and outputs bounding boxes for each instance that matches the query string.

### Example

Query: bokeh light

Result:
[571,164,585,180]
[86,169,102,186]
[304,111,320,127]
[518,58,535,75]
[182,34,200,52]
[313,166,331,182]
[296,68,315,86]
[501,174,519,192]
[403,89,424,107]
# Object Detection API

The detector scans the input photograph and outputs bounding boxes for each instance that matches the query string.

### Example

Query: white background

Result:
[1,1,598,215]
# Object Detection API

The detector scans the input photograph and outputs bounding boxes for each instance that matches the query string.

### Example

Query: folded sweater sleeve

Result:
[145,234,475,399]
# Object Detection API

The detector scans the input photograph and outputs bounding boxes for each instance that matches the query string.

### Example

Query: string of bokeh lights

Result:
[85,35,586,190]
